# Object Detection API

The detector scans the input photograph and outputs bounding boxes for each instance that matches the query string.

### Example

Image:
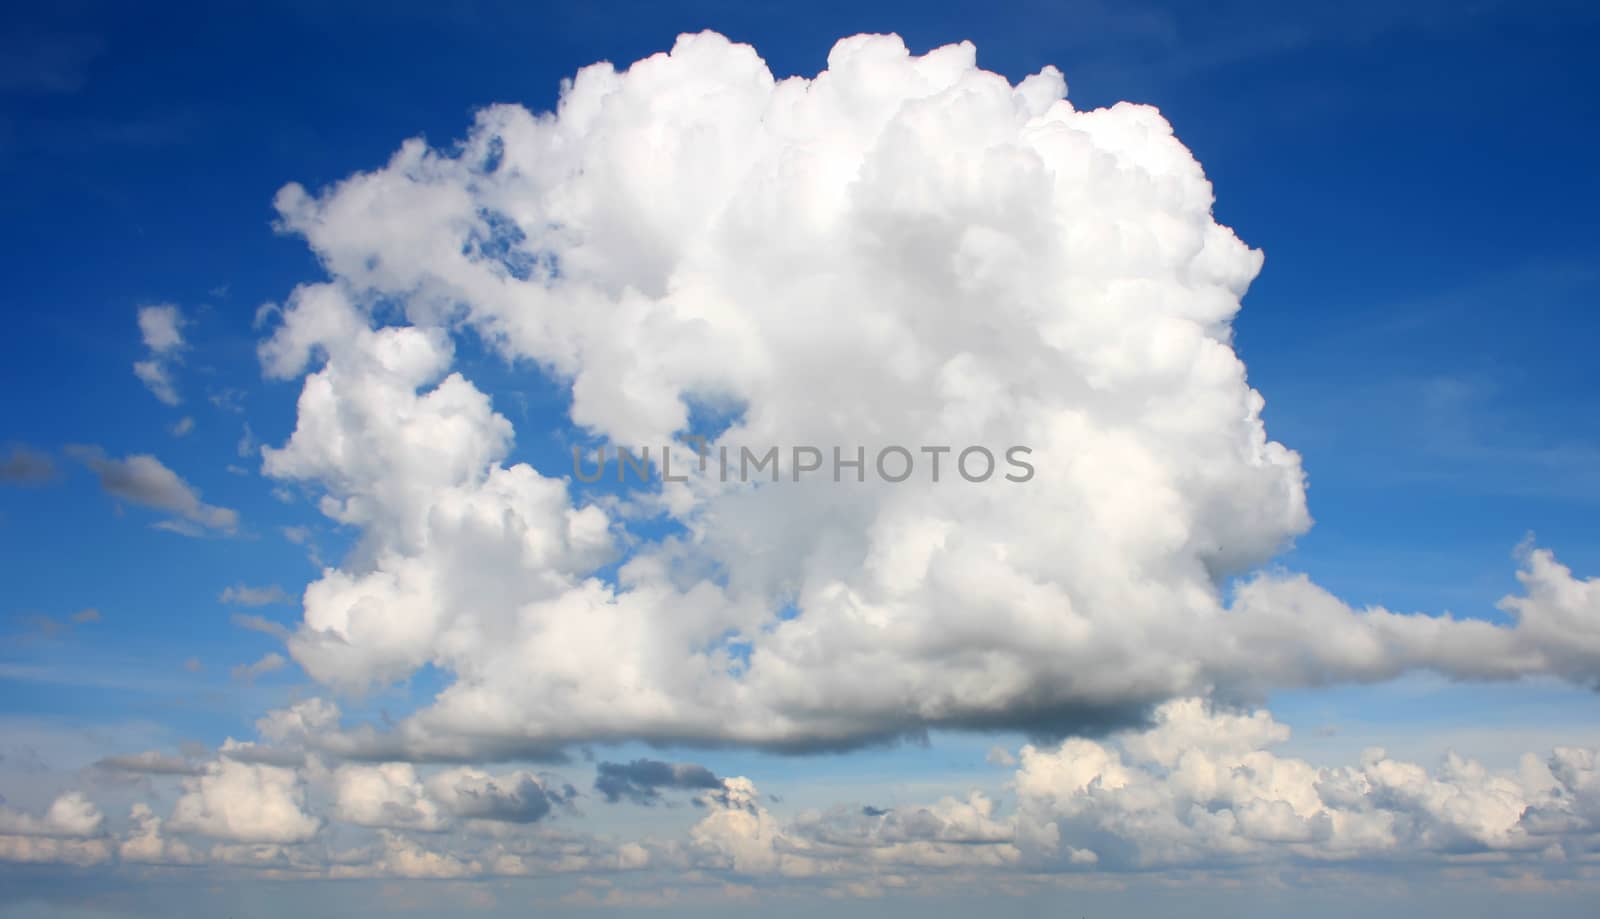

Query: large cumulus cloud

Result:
[247,31,1600,759]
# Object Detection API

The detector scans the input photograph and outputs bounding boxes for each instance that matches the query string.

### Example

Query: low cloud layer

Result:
[5,697,1598,897]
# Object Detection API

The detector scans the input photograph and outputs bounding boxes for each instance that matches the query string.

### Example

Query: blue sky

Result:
[2,1,1600,916]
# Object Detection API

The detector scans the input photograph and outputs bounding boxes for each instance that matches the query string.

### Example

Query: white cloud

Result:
[238,31,1600,761]
[1012,697,1600,869]
[0,835,112,866]
[0,792,105,838]
[137,303,184,352]
[170,760,321,843]
[133,303,185,404]
[118,803,199,865]
[332,763,448,831]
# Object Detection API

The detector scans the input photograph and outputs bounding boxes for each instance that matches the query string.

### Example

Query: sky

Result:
[1,1,1599,916]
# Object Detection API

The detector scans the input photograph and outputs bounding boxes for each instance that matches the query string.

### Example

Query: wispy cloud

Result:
[66,445,238,534]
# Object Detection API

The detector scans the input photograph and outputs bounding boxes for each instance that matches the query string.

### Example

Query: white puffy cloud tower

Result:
[257,31,1600,759]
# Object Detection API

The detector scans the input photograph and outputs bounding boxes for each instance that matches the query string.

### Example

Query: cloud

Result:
[118,803,199,865]
[239,31,1600,761]
[7,28,1600,899]
[333,763,563,831]
[5,697,1599,889]
[138,303,184,352]
[221,583,291,607]
[132,304,185,405]
[425,767,565,823]
[169,760,320,843]
[332,763,447,831]
[0,444,56,485]
[12,608,99,641]
[231,612,292,641]
[0,792,105,838]
[94,751,199,776]
[1011,697,1600,869]
[595,759,724,805]
[232,652,287,683]
[67,445,238,534]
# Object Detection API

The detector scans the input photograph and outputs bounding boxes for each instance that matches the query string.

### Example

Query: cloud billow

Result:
[236,31,1600,761]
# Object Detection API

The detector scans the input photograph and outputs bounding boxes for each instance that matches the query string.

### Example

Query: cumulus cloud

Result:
[118,803,199,865]
[0,792,105,838]
[1012,697,1600,869]
[329,760,568,830]
[332,762,448,831]
[133,303,185,405]
[241,31,1600,761]
[169,760,320,843]
[67,445,238,534]
[3,699,1597,889]
[0,794,111,867]
[595,759,723,805]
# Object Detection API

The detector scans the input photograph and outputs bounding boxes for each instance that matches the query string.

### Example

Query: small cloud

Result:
[133,361,179,406]
[252,302,279,330]
[986,745,1017,767]
[183,657,203,673]
[12,609,99,641]
[208,388,245,414]
[0,445,57,485]
[220,584,289,607]
[281,525,322,566]
[67,445,238,535]
[137,304,183,352]
[170,416,195,438]
[230,613,291,642]
[231,652,286,683]
[594,759,724,806]
[132,304,185,405]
